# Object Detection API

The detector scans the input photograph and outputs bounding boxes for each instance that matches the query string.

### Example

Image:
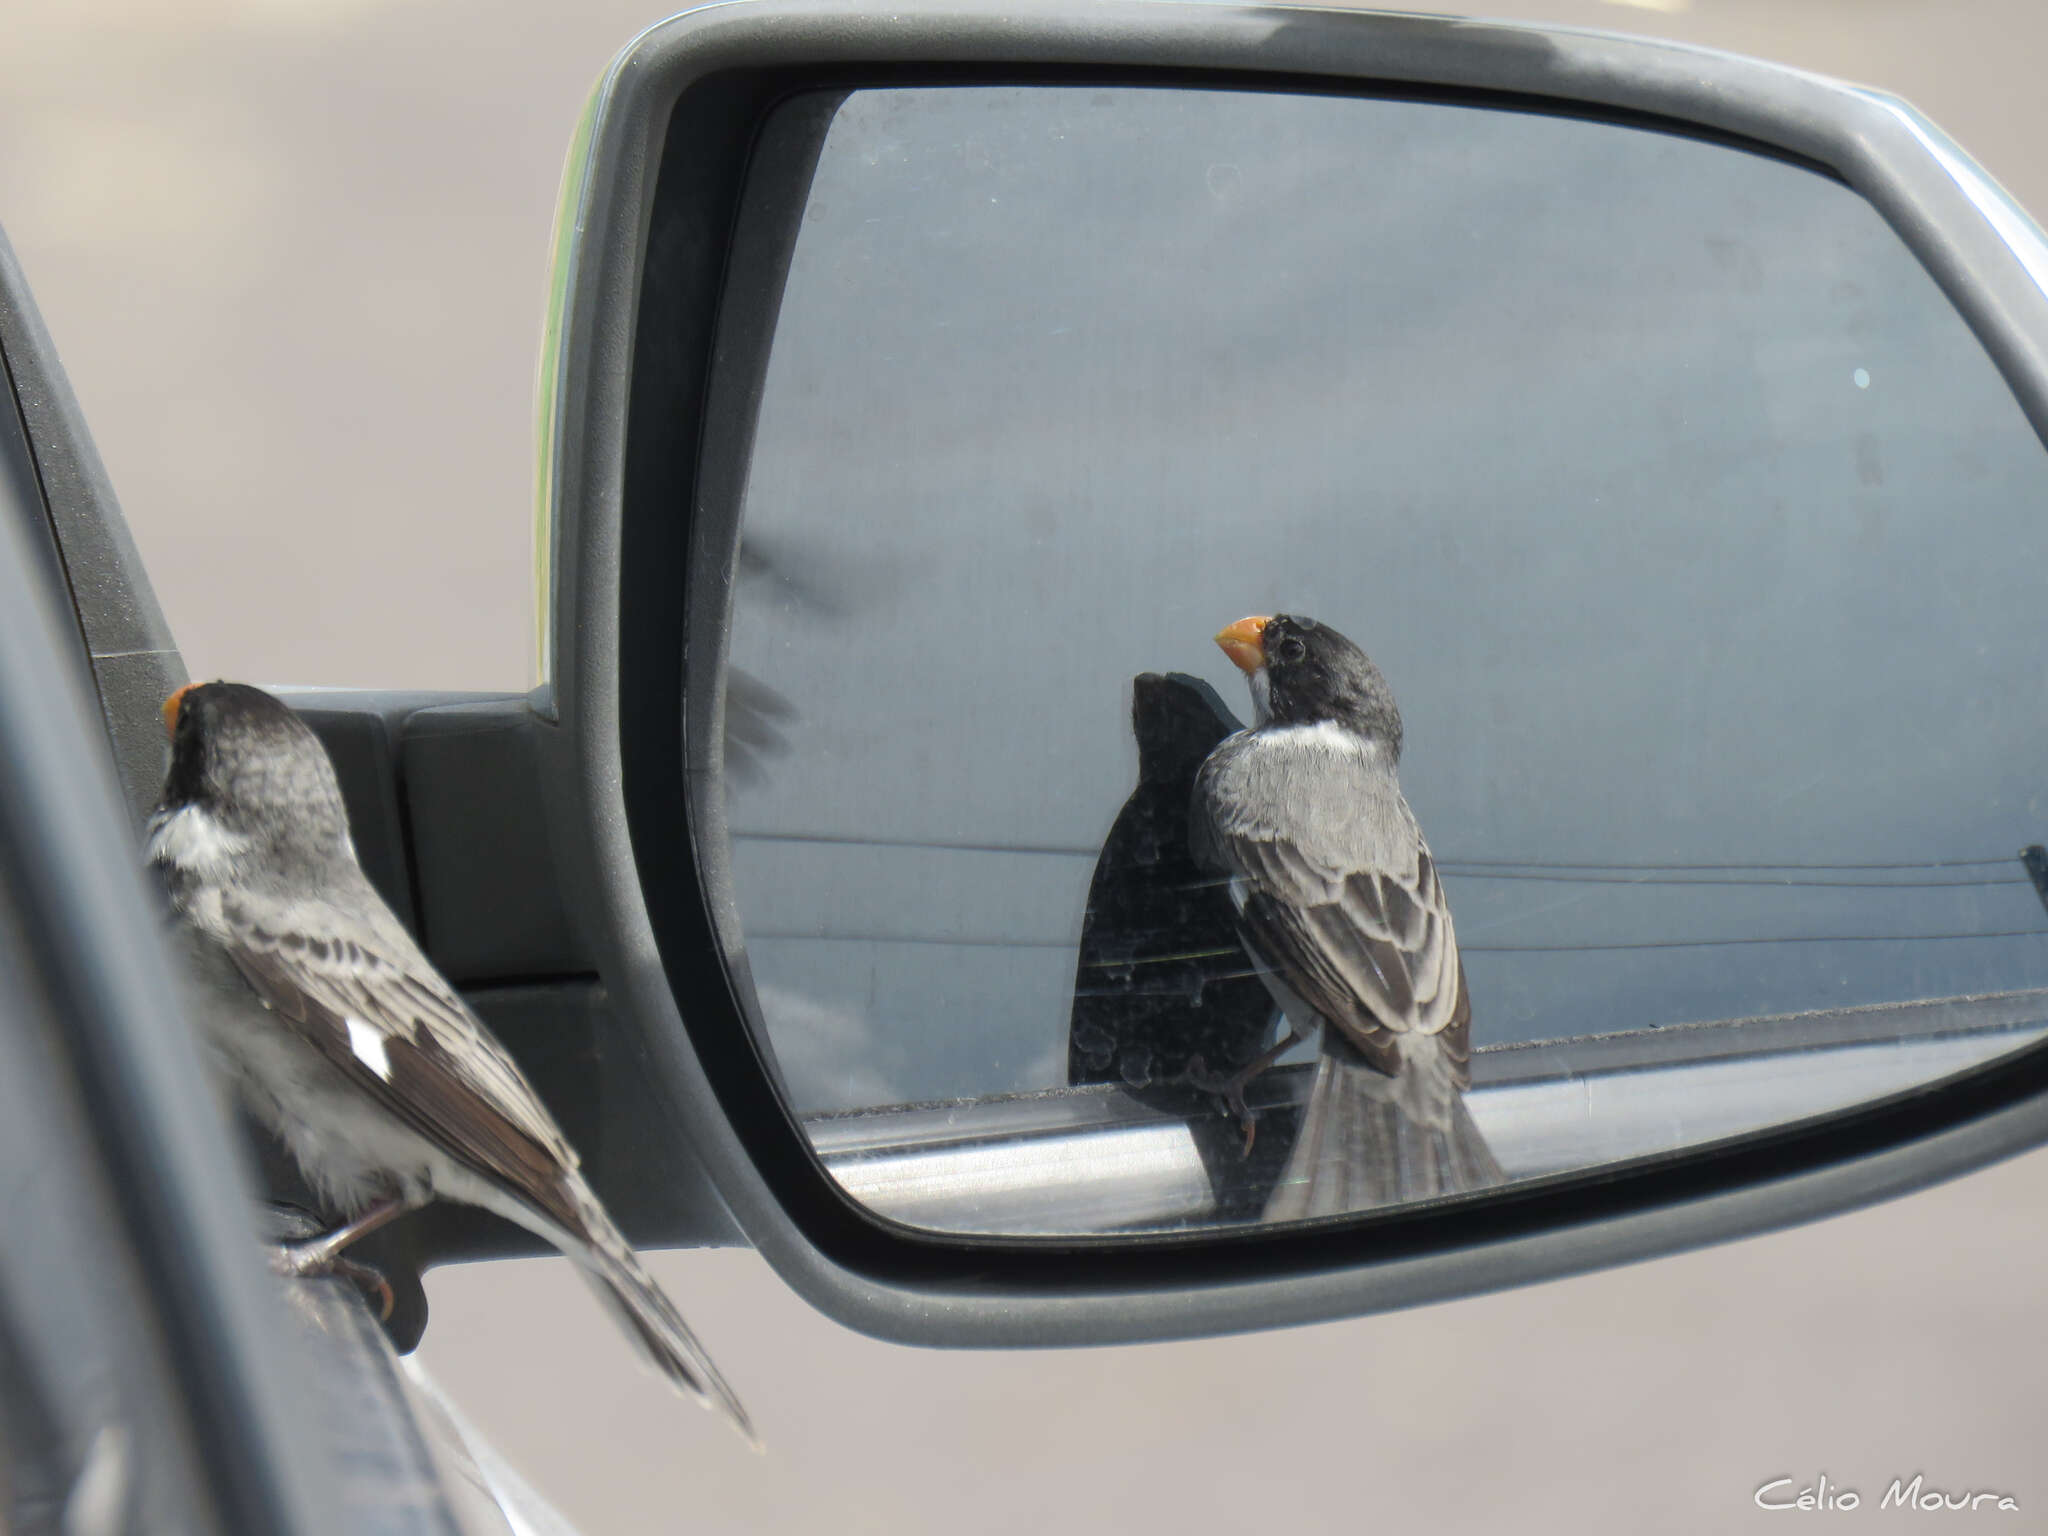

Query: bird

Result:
[1192,614,1504,1221]
[146,680,757,1446]
[1066,673,1302,1218]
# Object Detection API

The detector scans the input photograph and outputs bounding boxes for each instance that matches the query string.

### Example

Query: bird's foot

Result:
[267,1195,415,1320]
[1185,1055,1260,1157]
[334,1260,397,1322]
[269,1242,396,1321]
[1185,1029,1305,1158]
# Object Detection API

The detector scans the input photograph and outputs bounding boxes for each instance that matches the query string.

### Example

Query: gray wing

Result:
[1193,733,1470,1084]
[214,885,586,1232]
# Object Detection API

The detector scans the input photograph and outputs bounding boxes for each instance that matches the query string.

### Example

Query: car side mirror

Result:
[534,0,2048,1346]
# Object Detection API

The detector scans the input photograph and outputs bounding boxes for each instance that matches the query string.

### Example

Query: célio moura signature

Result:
[1755,1474,2020,1513]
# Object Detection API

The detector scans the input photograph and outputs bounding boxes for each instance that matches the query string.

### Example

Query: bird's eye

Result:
[1276,636,1307,664]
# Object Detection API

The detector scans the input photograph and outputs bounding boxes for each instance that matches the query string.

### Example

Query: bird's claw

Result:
[269,1243,396,1321]
[340,1261,397,1322]
[1186,1054,1260,1158]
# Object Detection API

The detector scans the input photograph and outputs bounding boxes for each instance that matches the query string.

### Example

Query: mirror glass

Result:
[712,84,2048,1235]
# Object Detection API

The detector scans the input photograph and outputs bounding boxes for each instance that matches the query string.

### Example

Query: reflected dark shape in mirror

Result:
[723,531,917,786]
[1067,672,1302,1219]
[723,667,796,788]
[2019,845,2048,913]
[718,82,2048,1238]
[720,536,815,788]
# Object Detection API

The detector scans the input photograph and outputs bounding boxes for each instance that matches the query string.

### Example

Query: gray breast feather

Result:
[1194,726,1421,898]
[1194,725,1468,1074]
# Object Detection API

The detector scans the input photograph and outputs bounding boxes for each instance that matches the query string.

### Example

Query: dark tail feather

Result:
[557,1190,759,1449]
[1263,1052,1503,1223]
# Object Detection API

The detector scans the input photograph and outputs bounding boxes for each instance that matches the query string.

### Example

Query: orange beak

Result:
[162,681,199,738]
[1214,615,1271,675]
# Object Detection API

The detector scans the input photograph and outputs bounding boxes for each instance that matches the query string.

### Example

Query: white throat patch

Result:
[1259,719,1381,758]
[145,804,251,879]
[1249,667,1273,726]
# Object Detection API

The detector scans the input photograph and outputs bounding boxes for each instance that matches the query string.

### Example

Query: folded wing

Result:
[216,890,585,1233]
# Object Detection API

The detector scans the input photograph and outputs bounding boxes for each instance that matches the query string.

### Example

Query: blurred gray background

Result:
[4,0,2041,1530]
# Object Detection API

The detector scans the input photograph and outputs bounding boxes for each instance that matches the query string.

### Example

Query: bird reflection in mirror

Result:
[1194,615,1504,1221]
[1068,672,1304,1219]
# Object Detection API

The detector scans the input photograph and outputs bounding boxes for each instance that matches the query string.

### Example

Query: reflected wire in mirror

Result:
[710,83,2048,1237]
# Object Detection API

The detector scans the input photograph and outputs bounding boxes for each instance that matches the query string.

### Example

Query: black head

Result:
[1214,613,1403,754]
[158,681,351,852]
